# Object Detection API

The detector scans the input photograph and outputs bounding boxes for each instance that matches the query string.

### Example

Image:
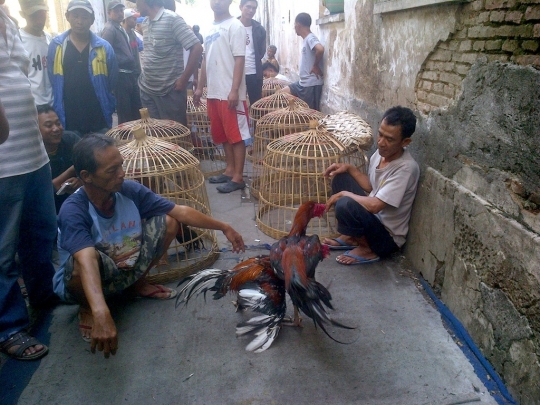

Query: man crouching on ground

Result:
[53,133,245,358]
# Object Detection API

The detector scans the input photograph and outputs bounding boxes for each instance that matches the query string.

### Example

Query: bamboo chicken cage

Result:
[106,108,193,152]
[250,100,324,199]
[249,92,309,127]
[256,122,369,240]
[118,125,219,284]
[261,78,290,98]
[186,90,226,178]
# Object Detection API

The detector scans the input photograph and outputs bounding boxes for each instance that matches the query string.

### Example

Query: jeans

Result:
[140,88,188,126]
[0,164,57,342]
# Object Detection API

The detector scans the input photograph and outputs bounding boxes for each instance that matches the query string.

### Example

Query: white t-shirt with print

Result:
[19,29,53,105]
[244,25,256,75]
[204,16,247,101]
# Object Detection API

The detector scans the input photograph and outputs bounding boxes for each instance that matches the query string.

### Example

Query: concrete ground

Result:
[1,180,503,405]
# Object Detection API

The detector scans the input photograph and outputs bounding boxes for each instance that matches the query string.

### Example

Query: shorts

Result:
[62,215,167,303]
[207,99,251,144]
[288,82,323,111]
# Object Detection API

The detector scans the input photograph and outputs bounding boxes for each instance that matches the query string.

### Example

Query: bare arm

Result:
[0,100,8,145]
[228,55,245,110]
[175,42,203,91]
[193,54,206,106]
[72,247,118,358]
[52,165,82,193]
[326,191,387,215]
[311,43,324,79]
[168,205,245,253]
[324,163,372,193]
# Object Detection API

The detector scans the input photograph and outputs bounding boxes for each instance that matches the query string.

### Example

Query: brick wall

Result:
[416,0,540,114]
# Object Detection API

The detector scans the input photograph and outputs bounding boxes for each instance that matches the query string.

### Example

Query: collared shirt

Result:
[0,8,49,178]
[138,8,200,96]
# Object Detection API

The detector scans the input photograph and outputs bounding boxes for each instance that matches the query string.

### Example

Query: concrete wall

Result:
[260,0,540,403]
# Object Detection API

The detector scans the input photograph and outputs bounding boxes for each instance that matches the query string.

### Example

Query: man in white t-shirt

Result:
[282,12,324,111]
[238,0,266,105]
[18,0,52,105]
[323,106,420,265]
[194,0,250,194]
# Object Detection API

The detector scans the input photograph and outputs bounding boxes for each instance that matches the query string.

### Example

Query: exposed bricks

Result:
[416,1,540,114]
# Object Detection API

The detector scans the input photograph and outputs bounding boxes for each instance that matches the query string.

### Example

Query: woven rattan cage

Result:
[250,100,324,199]
[318,111,374,151]
[117,125,219,284]
[106,108,193,151]
[261,78,290,98]
[186,91,226,178]
[249,92,309,126]
[256,123,368,240]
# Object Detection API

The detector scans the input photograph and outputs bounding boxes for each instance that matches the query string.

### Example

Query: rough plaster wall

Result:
[406,61,540,404]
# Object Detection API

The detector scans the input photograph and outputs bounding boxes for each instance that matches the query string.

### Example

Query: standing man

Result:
[0,0,57,361]
[122,9,142,75]
[101,1,142,124]
[18,0,52,105]
[48,0,117,135]
[323,107,420,265]
[238,0,265,105]
[136,0,203,126]
[283,12,324,111]
[194,0,249,194]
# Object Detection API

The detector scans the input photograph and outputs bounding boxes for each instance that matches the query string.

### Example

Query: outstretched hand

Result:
[90,310,118,359]
[223,226,245,253]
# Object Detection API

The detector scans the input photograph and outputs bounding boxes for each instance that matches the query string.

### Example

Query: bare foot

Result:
[78,307,93,342]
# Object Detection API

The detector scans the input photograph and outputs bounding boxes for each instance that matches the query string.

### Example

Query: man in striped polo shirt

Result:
[0,1,57,361]
[136,0,203,126]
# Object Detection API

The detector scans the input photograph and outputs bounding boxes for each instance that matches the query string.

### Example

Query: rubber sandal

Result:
[216,180,246,193]
[78,312,93,343]
[336,250,380,265]
[208,174,232,184]
[323,237,358,250]
[141,284,178,300]
[0,331,49,361]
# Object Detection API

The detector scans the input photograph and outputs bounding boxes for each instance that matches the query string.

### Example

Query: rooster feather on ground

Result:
[176,201,355,353]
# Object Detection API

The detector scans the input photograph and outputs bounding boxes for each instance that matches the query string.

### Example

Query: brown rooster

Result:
[176,201,354,352]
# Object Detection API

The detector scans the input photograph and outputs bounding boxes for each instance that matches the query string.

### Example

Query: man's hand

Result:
[90,309,118,359]
[310,64,323,80]
[325,190,355,213]
[193,88,203,106]
[223,225,245,253]
[227,89,239,110]
[64,177,83,194]
[324,163,352,178]
[174,75,189,92]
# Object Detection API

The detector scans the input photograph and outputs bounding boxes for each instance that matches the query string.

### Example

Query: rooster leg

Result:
[282,306,303,328]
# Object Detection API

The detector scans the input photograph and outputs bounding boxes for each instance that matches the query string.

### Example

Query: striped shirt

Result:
[0,9,49,178]
[138,8,200,96]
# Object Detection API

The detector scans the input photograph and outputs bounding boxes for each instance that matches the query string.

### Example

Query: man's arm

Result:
[175,42,203,91]
[52,165,82,193]
[167,205,245,253]
[324,163,372,193]
[311,43,324,79]
[193,54,206,105]
[72,247,118,358]
[228,55,245,109]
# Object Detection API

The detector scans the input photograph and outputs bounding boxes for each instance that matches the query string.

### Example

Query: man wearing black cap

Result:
[101,1,142,124]
[47,0,118,135]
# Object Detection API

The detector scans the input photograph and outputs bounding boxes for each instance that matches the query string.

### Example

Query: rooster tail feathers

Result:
[236,314,283,353]
[175,268,228,308]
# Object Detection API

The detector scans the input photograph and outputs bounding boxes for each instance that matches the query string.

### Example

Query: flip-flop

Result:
[78,312,92,343]
[323,237,358,250]
[216,180,246,193]
[336,250,380,265]
[208,174,232,184]
[141,284,178,300]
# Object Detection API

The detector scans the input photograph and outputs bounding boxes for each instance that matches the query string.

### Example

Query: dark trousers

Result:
[246,74,263,105]
[116,72,142,124]
[332,172,399,258]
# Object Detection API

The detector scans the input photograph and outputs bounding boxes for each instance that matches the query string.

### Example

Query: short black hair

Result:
[73,133,116,177]
[295,12,311,27]
[240,0,257,6]
[382,106,416,139]
[268,45,277,52]
[163,0,175,11]
[36,104,56,115]
[262,62,278,73]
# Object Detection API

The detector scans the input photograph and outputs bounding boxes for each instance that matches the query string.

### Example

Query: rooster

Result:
[176,201,354,352]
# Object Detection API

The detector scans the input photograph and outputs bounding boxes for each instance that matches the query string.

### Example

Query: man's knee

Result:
[165,214,179,238]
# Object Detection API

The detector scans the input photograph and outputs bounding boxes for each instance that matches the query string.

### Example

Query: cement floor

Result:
[1,180,501,405]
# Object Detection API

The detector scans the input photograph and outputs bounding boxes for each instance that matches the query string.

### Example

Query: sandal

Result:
[0,331,49,361]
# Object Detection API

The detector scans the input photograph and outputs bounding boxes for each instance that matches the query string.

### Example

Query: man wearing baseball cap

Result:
[18,0,53,105]
[101,1,142,124]
[123,8,143,53]
[47,0,118,135]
